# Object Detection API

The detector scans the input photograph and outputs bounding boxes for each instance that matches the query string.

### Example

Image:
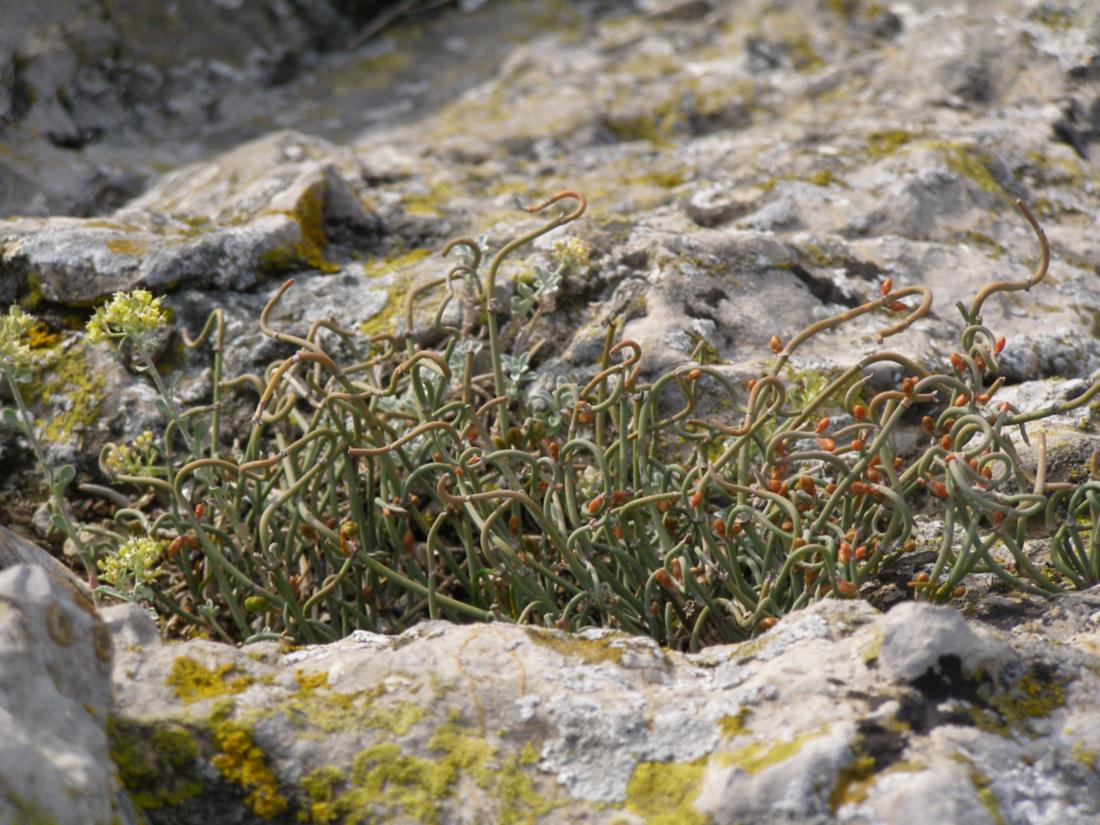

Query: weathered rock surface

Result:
[4,0,1100,474]
[4,1,1100,822]
[5,553,1100,824]
[0,0,356,217]
[2,131,383,306]
[0,0,1097,629]
[0,563,134,825]
[10,0,459,208]
[0,0,586,218]
[0,522,1098,825]
[0,524,88,592]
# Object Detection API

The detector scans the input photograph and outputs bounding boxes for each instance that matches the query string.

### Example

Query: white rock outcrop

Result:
[0,561,137,825]
[3,540,1100,823]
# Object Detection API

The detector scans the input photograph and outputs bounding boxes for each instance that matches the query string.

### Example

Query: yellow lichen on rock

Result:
[362,248,432,279]
[623,758,710,825]
[105,238,149,257]
[401,181,460,217]
[166,655,254,705]
[971,666,1068,736]
[211,720,288,819]
[829,757,923,812]
[26,321,60,349]
[293,182,339,273]
[525,627,628,665]
[285,669,426,736]
[992,671,1065,724]
[260,179,341,275]
[291,718,557,825]
[866,129,916,159]
[27,341,106,446]
[967,767,1006,825]
[719,727,827,774]
[717,708,750,737]
[356,248,433,336]
[1071,741,1097,769]
[108,715,204,811]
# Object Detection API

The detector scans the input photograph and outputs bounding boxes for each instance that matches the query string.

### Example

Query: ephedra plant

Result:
[4,191,1100,649]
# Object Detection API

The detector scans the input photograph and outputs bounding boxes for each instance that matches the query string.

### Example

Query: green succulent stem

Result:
[34,191,1100,647]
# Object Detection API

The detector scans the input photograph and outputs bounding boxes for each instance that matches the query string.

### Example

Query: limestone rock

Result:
[0,564,134,825]
[5,0,1100,397]
[877,601,1010,682]
[0,131,383,306]
[0,0,356,217]
[101,599,1100,824]
[3,1,1100,820]
[0,524,88,595]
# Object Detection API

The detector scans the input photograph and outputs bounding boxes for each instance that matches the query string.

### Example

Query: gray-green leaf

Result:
[0,407,22,431]
[56,464,76,490]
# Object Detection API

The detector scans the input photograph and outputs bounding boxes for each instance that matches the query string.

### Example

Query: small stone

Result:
[645,0,714,22]
[878,602,1009,683]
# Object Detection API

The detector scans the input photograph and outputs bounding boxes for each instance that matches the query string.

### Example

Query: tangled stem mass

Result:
[11,194,1100,649]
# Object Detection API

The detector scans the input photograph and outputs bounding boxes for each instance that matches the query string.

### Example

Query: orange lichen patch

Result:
[27,321,61,349]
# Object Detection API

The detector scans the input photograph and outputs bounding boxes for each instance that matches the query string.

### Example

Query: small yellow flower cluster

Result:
[0,306,36,375]
[86,290,168,345]
[98,536,164,588]
[103,430,158,475]
[552,236,592,271]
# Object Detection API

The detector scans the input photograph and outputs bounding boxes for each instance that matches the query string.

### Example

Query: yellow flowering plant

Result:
[97,536,164,601]
[86,289,199,456]
[102,430,161,478]
[85,289,168,347]
[550,235,592,271]
[0,305,36,382]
